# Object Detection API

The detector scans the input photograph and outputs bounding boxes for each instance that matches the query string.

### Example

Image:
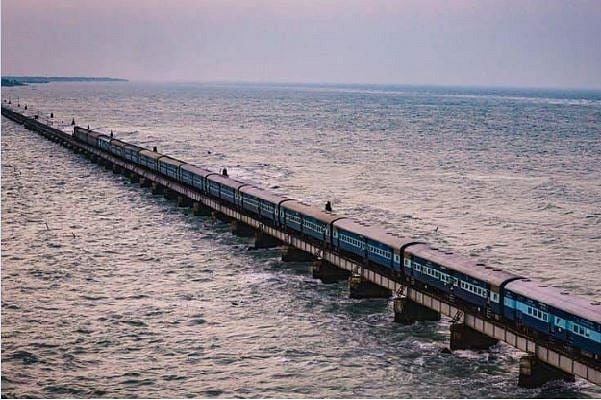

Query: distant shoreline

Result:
[1,76,127,86]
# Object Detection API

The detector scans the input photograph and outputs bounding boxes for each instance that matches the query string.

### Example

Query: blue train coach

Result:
[158,155,185,181]
[403,244,523,316]
[138,149,163,172]
[180,164,213,194]
[279,200,344,244]
[205,174,249,206]
[364,227,418,273]
[503,279,601,359]
[332,218,370,258]
[239,186,289,223]
[108,139,143,164]
[73,126,110,150]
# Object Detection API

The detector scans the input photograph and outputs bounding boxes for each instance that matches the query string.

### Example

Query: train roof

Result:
[334,218,373,236]
[239,185,289,205]
[281,199,344,225]
[364,226,419,250]
[75,126,108,139]
[406,243,523,287]
[335,218,418,249]
[109,138,143,151]
[206,173,249,189]
[505,279,601,325]
[180,163,213,178]
[139,149,164,161]
[158,155,186,167]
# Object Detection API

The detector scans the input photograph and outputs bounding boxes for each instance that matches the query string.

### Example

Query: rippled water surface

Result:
[2,82,601,398]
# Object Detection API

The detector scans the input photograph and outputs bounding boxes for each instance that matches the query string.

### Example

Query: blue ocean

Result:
[2,82,600,397]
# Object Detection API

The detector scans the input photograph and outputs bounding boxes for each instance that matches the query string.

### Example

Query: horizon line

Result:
[3,75,601,92]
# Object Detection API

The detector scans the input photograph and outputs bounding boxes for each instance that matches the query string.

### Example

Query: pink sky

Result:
[2,0,601,88]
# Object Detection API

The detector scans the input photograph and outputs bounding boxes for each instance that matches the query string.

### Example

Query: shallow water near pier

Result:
[2,82,601,397]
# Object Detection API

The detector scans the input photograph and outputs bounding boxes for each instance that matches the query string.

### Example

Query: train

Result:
[72,126,601,362]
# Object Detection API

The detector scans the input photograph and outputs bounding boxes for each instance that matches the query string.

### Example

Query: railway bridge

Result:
[2,104,600,389]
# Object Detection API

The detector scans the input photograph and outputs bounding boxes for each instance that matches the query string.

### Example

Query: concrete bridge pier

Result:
[213,211,233,223]
[177,195,191,208]
[151,182,163,195]
[518,355,575,388]
[163,188,177,201]
[311,259,350,283]
[281,246,315,262]
[449,323,497,350]
[393,295,441,324]
[192,202,212,216]
[129,171,140,183]
[112,164,121,174]
[139,177,151,188]
[231,220,255,237]
[349,274,392,299]
[251,231,281,249]
[94,156,104,166]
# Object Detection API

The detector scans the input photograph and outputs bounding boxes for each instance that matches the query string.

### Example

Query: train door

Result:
[235,190,242,209]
